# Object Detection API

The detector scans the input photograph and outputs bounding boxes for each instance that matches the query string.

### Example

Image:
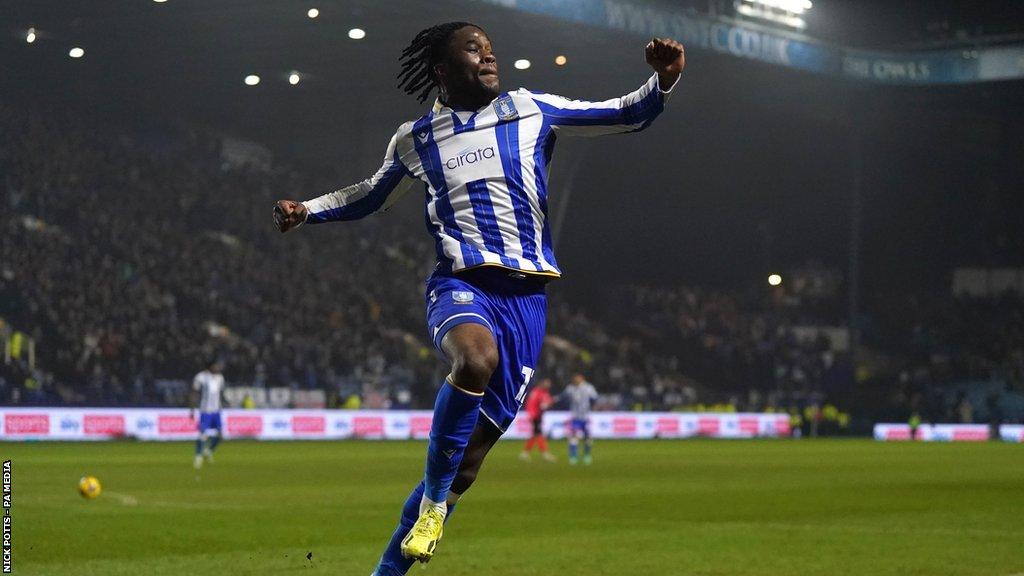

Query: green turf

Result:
[4,439,1023,575]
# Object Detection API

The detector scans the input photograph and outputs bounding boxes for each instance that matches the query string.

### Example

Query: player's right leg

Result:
[400,323,497,563]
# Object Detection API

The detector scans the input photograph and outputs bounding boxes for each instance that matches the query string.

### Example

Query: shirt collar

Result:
[431,96,500,115]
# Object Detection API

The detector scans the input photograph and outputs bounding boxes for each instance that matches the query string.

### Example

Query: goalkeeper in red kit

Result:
[520,377,556,462]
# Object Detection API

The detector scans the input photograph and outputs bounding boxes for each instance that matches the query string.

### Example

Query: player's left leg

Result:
[385,269,546,570]
[373,420,502,576]
[400,322,496,563]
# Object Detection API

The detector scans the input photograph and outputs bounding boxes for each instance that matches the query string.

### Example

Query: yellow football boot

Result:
[400,507,445,563]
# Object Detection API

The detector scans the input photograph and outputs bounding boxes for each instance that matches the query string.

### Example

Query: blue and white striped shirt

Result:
[303,73,677,277]
[564,381,599,420]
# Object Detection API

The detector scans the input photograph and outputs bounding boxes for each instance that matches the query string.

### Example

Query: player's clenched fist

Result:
[645,38,685,90]
[273,199,307,233]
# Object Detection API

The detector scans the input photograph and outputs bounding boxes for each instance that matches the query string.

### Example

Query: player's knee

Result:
[451,347,498,391]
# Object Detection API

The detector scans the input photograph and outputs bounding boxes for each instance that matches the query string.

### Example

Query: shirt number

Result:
[516,366,535,404]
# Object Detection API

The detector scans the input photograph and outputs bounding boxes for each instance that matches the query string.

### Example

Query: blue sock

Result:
[584,441,591,457]
[373,481,459,576]
[424,381,481,503]
[569,440,578,460]
[208,434,221,452]
[194,436,204,455]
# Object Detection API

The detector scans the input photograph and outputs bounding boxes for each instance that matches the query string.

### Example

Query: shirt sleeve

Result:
[302,129,417,223]
[527,73,678,137]
[192,374,202,391]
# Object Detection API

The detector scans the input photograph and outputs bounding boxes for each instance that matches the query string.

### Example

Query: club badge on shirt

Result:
[452,291,475,304]
[493,95,519,121]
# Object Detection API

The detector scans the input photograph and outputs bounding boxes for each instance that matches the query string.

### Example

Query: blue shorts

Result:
[426,267,548,432]
[571,418,590,436]
[198,412,222,433]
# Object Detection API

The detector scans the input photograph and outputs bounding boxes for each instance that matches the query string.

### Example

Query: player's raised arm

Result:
[273,130,416,233]
[526,37,684,137]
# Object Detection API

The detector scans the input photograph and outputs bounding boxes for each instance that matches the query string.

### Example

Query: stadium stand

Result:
[2,103,1021,428]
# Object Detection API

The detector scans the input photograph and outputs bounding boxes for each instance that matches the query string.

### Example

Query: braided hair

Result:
[397,21,479,103]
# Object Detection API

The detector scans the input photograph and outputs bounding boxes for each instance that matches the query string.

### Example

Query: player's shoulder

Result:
[513,87,571,106]
[511,87,549,98]
[393,121,418,142]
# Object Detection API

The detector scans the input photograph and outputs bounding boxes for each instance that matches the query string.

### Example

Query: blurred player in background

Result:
[273,21,683,574]
[191,359,225,469]
[520,377,556,462]
[564,373,599,465]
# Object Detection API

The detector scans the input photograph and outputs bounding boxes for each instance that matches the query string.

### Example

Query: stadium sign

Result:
[473,0,1024,84]
[0,408,794,441]
[11,409,1021,442]
[873,423,996,442]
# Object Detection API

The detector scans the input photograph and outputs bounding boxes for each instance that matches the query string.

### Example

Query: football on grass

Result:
[78,475,102,499]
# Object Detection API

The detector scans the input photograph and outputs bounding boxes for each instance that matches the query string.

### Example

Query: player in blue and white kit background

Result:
[191,359,225,469]
[273,21,684,574]
[563,373,600,465]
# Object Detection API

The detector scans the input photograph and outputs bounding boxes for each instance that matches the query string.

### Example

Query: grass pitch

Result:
[6,439,1024,575]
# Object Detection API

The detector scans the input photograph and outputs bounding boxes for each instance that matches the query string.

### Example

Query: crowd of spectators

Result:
[865,291,1024,423]
[544,282,853,413]
[2,103,1020,425]
[1,103,441,407]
